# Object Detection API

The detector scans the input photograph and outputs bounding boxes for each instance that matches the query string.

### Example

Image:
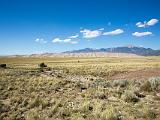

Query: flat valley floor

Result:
[0,56,160,120]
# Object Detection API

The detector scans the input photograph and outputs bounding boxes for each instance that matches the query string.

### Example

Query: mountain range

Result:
[4,46,160,57]
[64,46,160,56]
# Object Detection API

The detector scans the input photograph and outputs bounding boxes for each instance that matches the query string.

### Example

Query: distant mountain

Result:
[6,46,160,57]
[64,46,160,56]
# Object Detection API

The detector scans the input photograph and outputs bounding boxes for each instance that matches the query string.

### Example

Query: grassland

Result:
[0,56,160,120]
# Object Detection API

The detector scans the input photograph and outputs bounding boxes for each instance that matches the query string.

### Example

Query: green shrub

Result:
[39,63,47,68]
[38,63,47,72]
[149,77,160,91]
[113,80,129,88]
[141,77,160,92]
[0,64,6,68]
[92,79,111,88]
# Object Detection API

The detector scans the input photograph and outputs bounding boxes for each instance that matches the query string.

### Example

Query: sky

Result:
[0,0,160,55]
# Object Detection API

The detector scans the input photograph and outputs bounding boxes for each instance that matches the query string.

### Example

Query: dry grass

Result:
[0,56,160,120]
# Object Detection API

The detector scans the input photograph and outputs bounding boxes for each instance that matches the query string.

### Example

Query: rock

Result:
[156,93,160,97]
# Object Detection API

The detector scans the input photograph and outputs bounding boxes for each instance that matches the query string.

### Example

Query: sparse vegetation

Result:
[113,79,129,87]
[140,77,160,92]
[121,90,139,103]
[149,77,160,91]
[143,106,156,120]
[0,56,160,120]
[100,106,121,120]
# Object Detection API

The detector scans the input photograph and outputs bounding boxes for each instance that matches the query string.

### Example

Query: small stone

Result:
[156,93,160,97]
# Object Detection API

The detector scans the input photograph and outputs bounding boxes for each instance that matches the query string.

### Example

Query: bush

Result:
[0,64,6,68]
[38,63,47,72]
[140,81,152,92]
[113,80,129,88]
[121,90,139,103]
[39,63,47,68]
[141,77,160,92]
[149,77,160,91]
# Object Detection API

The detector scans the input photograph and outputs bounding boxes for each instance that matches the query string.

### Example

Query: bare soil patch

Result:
[109,68,160,80]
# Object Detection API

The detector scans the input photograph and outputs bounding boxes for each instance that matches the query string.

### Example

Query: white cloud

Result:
[52,38,78,44]
[52,38,63,43]
[63,38,72,43]
[35,38,39,42]
[70,41,78,44]
[68,34,79,39]
[52,33,80,44]
[99,28,104,31]
[147,19,159,26]
[136,19,159,28]
[136,22,146,28]
[35,38,47,44]
[80,29,102,39]
[103,29,124,36]
[132,32,152,37]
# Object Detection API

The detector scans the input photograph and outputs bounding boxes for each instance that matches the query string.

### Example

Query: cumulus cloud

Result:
[147,19,159,26]
[52,33,79,44]
[80,29,102,39]
[35,38,47,44]
[132,32,152,37]
[63,38,72,43]
[64,38,78,44]
[52,38,63,43]
[103,29,124,36]
[136,22,146,28]
[136,19,159,28]
[68,34,79,39]
[52,38,78,44]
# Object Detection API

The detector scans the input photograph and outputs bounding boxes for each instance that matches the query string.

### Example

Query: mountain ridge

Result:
[2,46,160,57]
[63,46,160,56]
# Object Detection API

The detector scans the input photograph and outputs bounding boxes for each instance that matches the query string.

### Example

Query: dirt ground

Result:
[109,68,160,80]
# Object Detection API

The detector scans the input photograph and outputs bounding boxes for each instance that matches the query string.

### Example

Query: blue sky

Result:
[0,0,160,55]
